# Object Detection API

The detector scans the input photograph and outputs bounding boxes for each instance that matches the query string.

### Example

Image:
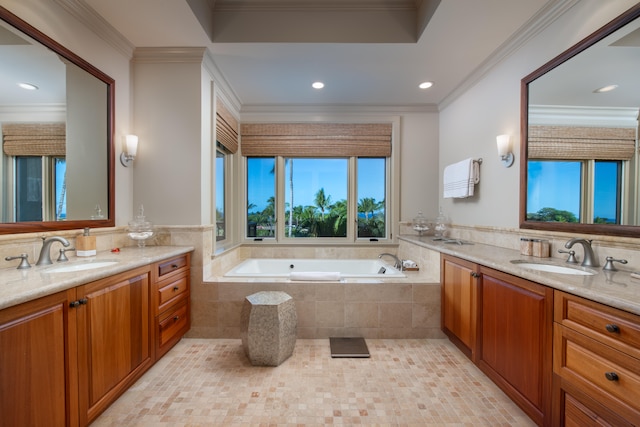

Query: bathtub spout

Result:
[379,253,402,271]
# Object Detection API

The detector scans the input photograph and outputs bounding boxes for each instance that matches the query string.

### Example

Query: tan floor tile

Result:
[94,338,535,426]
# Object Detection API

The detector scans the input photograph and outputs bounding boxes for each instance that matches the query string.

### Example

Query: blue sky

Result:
[527,160,618,221]
[246,158,385,212]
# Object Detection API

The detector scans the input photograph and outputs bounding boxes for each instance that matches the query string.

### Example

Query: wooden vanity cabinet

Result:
[0,252,192,427]
[76,266,153,426]
[441,254,479,361]
[153,253,191,359]
[553,291,640,426]
[478,266,554,427]
[0,289,79,427]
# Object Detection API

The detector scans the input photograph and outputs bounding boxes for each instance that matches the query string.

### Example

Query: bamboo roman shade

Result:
[2,123,66,156]
[240,123,392,157]
[528,125,636,160]
[216,99,238,154]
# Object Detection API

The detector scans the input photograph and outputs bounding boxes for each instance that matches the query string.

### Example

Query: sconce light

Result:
[120,134,138,167]
[496,134,514,168]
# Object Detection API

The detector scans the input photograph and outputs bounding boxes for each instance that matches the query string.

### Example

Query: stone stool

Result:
[240,291,297,366]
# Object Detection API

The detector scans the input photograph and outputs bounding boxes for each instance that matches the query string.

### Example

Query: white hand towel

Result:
[443,158,479,198]
[290,271,341,281]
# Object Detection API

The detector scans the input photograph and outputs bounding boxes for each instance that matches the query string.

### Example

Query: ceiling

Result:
[82,0,552,109]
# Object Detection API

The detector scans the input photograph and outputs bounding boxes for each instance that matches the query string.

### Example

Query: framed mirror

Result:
[520,4,640,237]
[0,6,114,234]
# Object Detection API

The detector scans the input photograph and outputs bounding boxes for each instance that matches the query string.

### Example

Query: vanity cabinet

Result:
[553,291,640,426]
[153,253,191,358]
[0,251,191,427]
[478,266,554,427]
[76,266,153,426]
[441,254,479,361]
[0,289,79,427]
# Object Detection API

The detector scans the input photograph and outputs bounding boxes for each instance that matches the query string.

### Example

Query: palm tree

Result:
[314,188,332,221]
[358,197,377,220]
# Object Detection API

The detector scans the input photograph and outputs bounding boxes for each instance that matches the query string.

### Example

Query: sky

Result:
[246,157,385,212]
[527,160,619,221]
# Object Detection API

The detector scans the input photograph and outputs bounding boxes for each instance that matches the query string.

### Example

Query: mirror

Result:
[0,6,114,234]
[521,4,640,237]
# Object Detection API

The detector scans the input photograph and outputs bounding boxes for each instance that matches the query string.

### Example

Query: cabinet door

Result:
[77,266,152,425]
[441,254,478,360]
[478,266,553,426]
[0,289,78,427]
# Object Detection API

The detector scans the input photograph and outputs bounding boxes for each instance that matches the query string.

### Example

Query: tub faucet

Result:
[564,238,598,267]
[36,236,70,266]
[379,253,402,270]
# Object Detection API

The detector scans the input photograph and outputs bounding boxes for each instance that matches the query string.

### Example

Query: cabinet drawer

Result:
[158,302,188,348]
[555,324,640,421]
[555,291,640,359]
[157,273,188,312]
[157,254,189,278]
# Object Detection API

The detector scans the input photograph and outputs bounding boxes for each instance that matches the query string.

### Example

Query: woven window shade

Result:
[216,99,238,154]
[2,123,66,157]
[528,125,636,160]
[240,123,392,157]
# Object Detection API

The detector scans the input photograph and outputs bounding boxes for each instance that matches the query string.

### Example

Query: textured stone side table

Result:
[240,291,297,366]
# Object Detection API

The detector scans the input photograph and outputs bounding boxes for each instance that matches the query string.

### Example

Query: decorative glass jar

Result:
[127,205,154,247]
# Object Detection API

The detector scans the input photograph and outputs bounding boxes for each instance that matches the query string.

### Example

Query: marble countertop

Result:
[0,245,194,311]
[400,235,640,316]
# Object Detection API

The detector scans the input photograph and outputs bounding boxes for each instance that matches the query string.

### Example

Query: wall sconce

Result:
[496,134,514,168]
[120,134,138,167]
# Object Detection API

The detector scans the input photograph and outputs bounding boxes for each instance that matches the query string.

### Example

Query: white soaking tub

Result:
[223,258,405,279]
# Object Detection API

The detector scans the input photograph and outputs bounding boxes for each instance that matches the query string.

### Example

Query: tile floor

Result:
[93,338,535,426]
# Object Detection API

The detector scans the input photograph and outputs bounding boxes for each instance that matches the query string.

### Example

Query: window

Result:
[284,158,348,238]
[246,156,388,241]
[14,156,66,222]
[357,158,386,238]
[215,147,226,241]
[527,159,622,224]
[246,157,276,238]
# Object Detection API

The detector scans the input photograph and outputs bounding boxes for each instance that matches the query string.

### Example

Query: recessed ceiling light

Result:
[312,81,325,89]
[419,81,433,90]
[18,82,38,90]
[594,84,618,93]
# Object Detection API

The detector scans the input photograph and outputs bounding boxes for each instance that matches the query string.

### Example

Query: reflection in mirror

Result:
[521,4,640,237]
[0,6,114,234]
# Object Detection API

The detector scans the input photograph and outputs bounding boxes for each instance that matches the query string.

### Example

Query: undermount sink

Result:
[510,260,595,276]
[46,261,119,273]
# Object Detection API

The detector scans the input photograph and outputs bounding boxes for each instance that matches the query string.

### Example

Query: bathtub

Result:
[224,258,405,279]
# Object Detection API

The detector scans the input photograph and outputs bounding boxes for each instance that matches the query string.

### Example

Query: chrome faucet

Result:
[564,238,598,267]
[36,236,70,266]
[379,253,402,270]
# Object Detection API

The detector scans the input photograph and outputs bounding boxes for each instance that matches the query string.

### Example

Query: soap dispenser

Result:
[76,228,97,257]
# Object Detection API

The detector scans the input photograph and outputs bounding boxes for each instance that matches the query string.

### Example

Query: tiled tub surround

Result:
[196,243,443,339]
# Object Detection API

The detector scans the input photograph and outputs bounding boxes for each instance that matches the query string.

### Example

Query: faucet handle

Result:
[558,249,578,264]
[5,253,31,269]
[57,247,76,262]
[602,257,628,271]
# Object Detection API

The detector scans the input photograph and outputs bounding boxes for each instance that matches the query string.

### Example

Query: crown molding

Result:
[529,105,639,127]
[239,103,438,116]
[132,47,207,63]
[438,0,580,110]
[53,0,134,58]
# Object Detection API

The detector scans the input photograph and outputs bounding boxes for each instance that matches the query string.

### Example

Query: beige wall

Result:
[438,0,639,230]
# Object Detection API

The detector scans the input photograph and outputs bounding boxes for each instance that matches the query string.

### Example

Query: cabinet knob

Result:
[173,286,179,292]
[605,372,619,381]
[605,324,620,333]
[69,301,80,308]
[171,264,179,269]
[173,315,180,321]
[470,272,480,278]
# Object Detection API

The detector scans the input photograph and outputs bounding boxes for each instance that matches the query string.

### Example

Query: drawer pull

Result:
[470,272,480,278]
[173,315,180,321]
[605,323,620,333]
[605,372,619,382]
[172,264,179,269]
[172,286,179,292]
